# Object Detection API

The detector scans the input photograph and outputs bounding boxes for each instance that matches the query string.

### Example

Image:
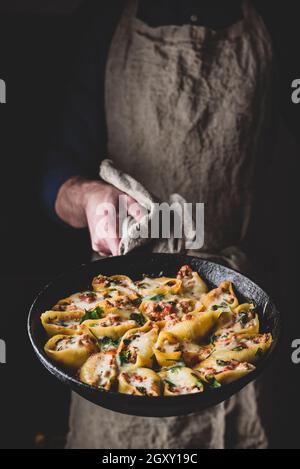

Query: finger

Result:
[126,196,147,221]
[106,236,120,256]
[106,211,120,256]
[91,238,111,256]
[92,231,120,257]
[90,218,115,256]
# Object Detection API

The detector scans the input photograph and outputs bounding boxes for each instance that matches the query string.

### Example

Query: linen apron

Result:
[66,0,273,449]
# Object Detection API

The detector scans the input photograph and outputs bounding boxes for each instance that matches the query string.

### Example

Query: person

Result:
[43,0,287,449]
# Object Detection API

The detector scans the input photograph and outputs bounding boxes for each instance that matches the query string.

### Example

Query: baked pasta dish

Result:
[41,265,272,397]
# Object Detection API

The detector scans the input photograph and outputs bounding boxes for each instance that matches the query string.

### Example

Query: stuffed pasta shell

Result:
[41,310,86,337]
[159,366,204,395]
[195,358,255,386]
[92,274,139,300]
[153,333,213,368]
[153,331,182,367]
[177,265,208,298]
[44,333,99,370]
[212,333,273,364]
[119,368,161,396]
[83,310,146,340]
[201,281,239,311]
[140,297,201,326]
[165,310,220,342]
[213,304,259,339]
[53,291,107,313]
[79,351,117,390]
[117,323,158,369]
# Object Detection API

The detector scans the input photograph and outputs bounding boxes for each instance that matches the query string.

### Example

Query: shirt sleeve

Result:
[42,3,122,221]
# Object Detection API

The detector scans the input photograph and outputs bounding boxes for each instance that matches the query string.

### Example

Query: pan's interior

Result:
[28,253,282,413]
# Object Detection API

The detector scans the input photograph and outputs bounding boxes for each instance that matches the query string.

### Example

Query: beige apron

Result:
[66,0,273,449]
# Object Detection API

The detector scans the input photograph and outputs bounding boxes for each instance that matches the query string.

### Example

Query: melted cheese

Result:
[128,372,154,392]
[163,342,181,354]
[162,367,201,395]
[181,272,208,298]
[131,331,154,355]
[56,336,79,351]
[94,353,116,387]
[67,292,105,311]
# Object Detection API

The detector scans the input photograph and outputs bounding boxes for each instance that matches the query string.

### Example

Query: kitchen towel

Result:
[99,159,252,274]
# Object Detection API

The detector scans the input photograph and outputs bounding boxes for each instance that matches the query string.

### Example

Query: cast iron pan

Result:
[28,253,281,417]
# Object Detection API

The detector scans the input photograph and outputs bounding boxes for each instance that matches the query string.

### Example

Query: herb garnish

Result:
[212,302,228,311]
[164,379,176,390]
[118,350,131,365]
[237,311,249,327]
[232,346,246,352]
[216,360,231,367]
[210,335,218,344]
[101,336,119,349]
[149,294,165,302]
[130,313,146,327]
[169,364,185,373]
[136,387,147,396]
[80,306,104,324]
[191,373,204,390]
[206,376,222,389]
[131,297,143,307]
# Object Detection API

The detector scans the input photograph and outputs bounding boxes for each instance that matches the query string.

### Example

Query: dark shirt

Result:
[42,0,298,219]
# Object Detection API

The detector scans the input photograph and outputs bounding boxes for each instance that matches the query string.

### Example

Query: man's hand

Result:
[55,177,145,256]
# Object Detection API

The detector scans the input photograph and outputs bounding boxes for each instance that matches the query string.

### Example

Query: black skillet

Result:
[28,253,282,417]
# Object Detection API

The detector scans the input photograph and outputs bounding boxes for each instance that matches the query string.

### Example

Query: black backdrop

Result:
[0,0,299,449]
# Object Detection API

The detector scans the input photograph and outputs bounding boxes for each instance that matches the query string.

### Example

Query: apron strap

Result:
[124,0,139,19]
[242,0,255,20]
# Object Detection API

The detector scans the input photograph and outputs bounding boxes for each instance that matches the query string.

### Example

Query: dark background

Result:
[0,0,299,449]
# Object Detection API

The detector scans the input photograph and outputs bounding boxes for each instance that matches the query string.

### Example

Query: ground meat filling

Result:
[144,299,195,322]
[201,360,253,379]
[94,353,116,388]
[56,334,96,352]
[177,265,193,280]
[122,372,158,396]
[50,317,81,329]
